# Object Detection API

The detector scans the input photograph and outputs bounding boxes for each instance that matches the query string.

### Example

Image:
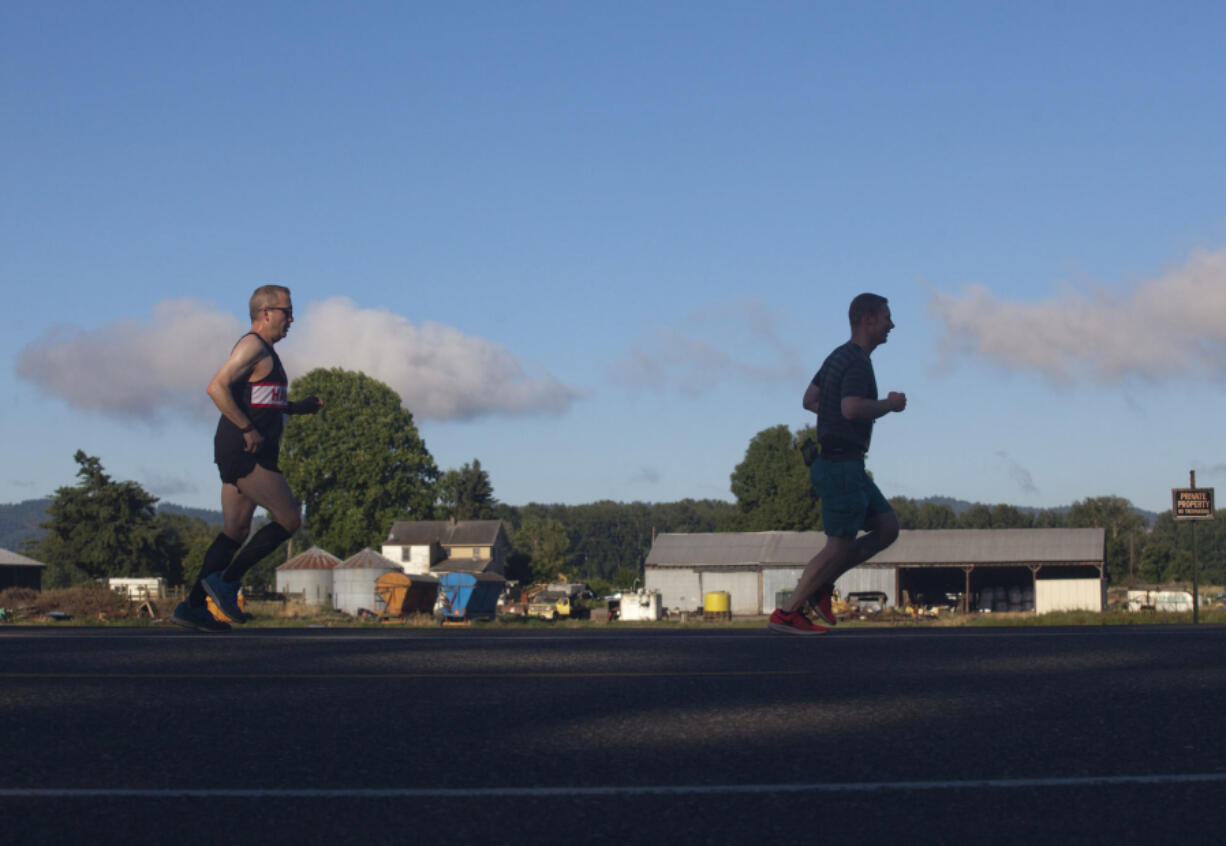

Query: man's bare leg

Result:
[783,535,856,614]
[220,483,258,543]
[233,465,301,535]
[219,466,301,584]
[783,511,900,614]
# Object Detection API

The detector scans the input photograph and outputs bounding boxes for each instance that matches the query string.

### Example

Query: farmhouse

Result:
[382,519,510,576]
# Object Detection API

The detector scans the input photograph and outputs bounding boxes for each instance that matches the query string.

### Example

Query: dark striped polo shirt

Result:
[812,341,877,456]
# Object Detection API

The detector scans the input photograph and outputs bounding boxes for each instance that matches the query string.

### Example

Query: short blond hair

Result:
[249,285,291,321]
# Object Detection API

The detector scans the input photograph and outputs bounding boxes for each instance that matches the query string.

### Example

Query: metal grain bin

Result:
[333,549,399,616]
[275,546,341,606]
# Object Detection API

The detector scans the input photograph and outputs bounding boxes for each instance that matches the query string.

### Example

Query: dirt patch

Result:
[0,585,138,622]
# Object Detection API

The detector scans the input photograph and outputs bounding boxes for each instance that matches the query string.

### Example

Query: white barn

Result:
[644,528,1106,615]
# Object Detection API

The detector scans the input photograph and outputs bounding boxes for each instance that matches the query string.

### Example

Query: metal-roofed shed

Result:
[0,548,46,591]
[644,528,1106,615]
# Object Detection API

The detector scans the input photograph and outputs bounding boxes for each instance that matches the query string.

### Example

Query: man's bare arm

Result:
[206,336,271,449]
[841,392,906,421]
[802,382,820,414]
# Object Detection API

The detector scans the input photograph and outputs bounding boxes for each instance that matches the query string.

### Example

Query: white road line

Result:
[2,773,1225,799]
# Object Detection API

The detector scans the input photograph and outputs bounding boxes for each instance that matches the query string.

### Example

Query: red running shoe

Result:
[807,584,837,627]
[768,608,828,635]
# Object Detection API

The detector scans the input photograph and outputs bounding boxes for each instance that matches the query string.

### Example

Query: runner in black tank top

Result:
[214,332,289,483]
[172,286,324,633]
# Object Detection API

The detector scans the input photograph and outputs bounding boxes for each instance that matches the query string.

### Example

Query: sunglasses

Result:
[264,306,293,319]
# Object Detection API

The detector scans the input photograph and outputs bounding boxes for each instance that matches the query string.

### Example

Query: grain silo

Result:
[333,548,399,615]
[275,546,341,606]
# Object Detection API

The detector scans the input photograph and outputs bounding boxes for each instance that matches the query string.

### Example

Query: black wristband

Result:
[240,423,255,433]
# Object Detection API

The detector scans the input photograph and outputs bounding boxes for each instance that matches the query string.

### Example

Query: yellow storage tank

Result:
[703,590,731,621]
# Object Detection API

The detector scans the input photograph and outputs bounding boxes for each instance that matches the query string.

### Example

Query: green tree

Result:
[890,497,918,529]
[990,504,1033,528]
[437,459,498,520]
[1033,509,1067,528]
[281,368,439,558]
[1066,496,1148,583]
[512,515,571,583]
[154,511,214,588]
[914,501,957,529]
[34,451,182,585]
[959,504,992,529]
[724,424,820,531]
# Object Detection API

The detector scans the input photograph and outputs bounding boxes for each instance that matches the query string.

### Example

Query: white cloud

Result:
[15,298,241,423]
[928,249,1226,383]
[610,299,804,394]
[16,296,577,424]
[283,297,577,420]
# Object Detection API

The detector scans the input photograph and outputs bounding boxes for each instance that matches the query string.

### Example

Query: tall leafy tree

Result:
[280,368,439,558]
[1066,496,1149,583]
[990,504,1033,528]
[724,424,821,531]
[959,504,992,529]
[35,451,182,585]
[512,515,571,583]
[1033,509,1067,528]
[437,459,498,520]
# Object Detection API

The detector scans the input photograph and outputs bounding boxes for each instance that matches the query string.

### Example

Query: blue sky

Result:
[4,1,1225,517]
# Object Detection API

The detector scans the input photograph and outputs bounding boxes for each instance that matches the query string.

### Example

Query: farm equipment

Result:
[438,571,505,624]
[374,571,439,620]
[527,591,588,621]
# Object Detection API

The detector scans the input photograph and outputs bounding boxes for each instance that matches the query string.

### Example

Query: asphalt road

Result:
[2,624,1224,845]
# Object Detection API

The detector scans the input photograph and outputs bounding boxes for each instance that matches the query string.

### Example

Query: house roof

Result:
[277,546,341,571]
[336,549,400,570]
[0,548,46,568]
[866,528,1104,565]
[645,528,1105,568]
[431,556,494,574]
[386,520,506,547]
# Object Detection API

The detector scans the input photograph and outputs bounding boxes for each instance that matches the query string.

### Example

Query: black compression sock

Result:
[222,522,291,582]
[188,533,242,606]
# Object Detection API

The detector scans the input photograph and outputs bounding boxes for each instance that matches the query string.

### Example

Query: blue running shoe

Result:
[202,573,249,623]
[171,601,231,633]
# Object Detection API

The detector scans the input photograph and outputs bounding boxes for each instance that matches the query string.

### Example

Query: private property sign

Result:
[1172,487,1214,520]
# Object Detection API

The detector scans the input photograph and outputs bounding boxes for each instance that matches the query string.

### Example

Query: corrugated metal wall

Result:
[698,571,760,614]
[1035,578,1104,613]
[834,567,897,606]
[762,567,804,611]
[333,566,396,615]
[645,567,702,612]
[275,570,334,606]
[651,564,901,614]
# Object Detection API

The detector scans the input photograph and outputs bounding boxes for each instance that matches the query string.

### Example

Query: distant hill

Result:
[0,498,52,552]
[0,499,223,552]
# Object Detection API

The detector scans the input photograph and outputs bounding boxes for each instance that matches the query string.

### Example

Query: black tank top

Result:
[221,333,288,440]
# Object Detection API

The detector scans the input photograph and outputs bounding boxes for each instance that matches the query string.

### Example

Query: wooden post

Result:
[1191,470,1200,625]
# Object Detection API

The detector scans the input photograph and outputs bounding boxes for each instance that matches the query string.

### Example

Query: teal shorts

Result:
[810,456,893,538]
